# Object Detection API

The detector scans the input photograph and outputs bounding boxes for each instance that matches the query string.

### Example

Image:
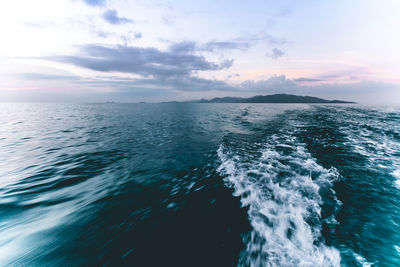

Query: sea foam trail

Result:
[217,133,341,267]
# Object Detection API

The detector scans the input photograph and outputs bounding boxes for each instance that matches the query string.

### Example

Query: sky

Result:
[0,0,400,103]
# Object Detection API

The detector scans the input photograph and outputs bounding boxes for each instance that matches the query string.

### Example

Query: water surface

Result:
[1,103,400,266]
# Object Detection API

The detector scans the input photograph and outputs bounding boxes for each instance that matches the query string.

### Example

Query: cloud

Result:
[293,77,323,83]
[15,73,80,80]
[238,33,287,46]
[120,31,142,44]
[200,33,286,51]
[268,48,285,59]
[102,9,134,25]
[11,70,400,103]
[45,44,233,78]
[240,75,296,91]
[94,29,142,44]
[166,33,285,56]
[61,73,236,93]
[227,73,240,79]
[40,44,236,92]
[169,41,197,54]
[168,40,249,53]
[162,15,177,26]
[293,68,375,84]
[82,0,105,7]
[161,76,235,91]
[219,59,234,69]
[202,41,250,52]
[129,76,235,92]
[80,74,399,102]
[238,74,400,103]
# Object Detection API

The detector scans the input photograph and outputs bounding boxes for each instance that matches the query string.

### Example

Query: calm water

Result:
[1,103,400,266]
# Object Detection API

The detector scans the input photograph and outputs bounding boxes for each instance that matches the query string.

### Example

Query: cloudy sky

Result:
[1,0,400,103]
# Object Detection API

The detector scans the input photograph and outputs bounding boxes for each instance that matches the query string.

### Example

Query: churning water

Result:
[1,103,400,266]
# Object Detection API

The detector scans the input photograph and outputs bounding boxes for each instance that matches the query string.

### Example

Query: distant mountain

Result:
[194,94,355,104]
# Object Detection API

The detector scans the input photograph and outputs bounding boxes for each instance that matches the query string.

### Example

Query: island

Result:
[192,94,355,104]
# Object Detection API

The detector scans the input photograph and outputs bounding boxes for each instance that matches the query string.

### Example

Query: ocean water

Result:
[0,103,400,266]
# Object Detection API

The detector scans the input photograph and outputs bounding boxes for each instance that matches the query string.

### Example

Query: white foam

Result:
[339,109,400,190]
[394,245,400,255]
[353,252,373,267]
[217,134,341,266]
[393,169,400,188]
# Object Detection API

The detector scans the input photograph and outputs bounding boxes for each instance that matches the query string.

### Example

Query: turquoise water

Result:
[0,103,399,266]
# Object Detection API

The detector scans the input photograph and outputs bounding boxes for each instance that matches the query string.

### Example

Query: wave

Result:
[217,131,341,266]
[393,169,400,188]
[353,252,373,267]
[337,107,400,190]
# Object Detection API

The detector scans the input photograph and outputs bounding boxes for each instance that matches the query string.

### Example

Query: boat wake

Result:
[217,130,341,266]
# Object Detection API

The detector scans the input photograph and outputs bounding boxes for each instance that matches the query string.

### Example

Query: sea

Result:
[1,103,400,266]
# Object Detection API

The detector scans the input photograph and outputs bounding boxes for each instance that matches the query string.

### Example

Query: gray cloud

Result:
[219,59,234,69]
[227,73,240,79]
[268,47,285,59]
[200,33,286,51]
[241,75,296,92]
[120,31,142,44]
[294,77,323,83]
[62,74,236,93]
[94,29,142,44]
[96,30,108,38]
[315,73,343,80]
[82,0,105,6]
[168,33,284,55]
[40,44,236,93]
[102,9,134,25]
[14,69,236,96]
[202,41,250,52]
[130,76,235,92]
[168,40,250,53]
[169,41,197,54]
[46,44,233,78]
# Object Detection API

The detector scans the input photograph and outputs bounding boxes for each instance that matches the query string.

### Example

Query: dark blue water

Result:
[1,103,400,266]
